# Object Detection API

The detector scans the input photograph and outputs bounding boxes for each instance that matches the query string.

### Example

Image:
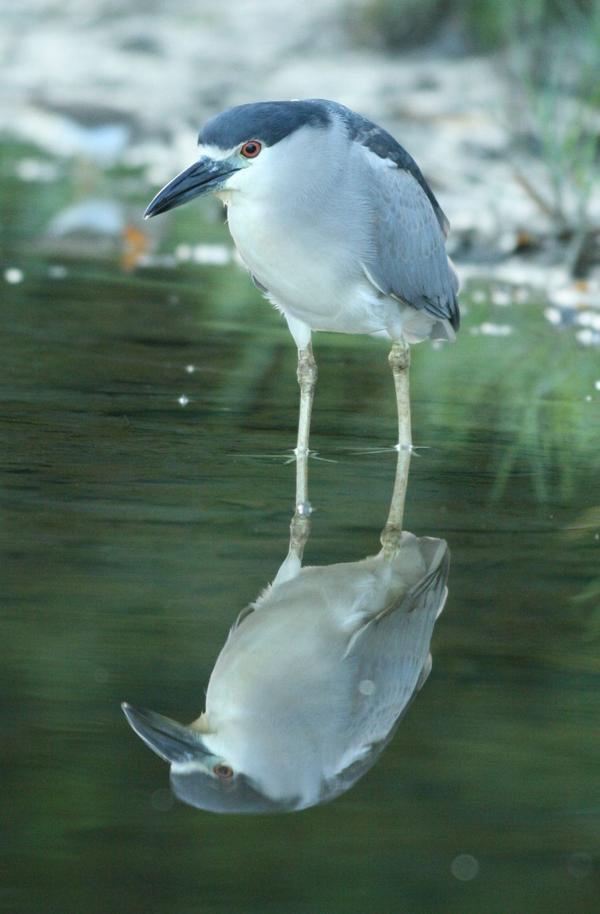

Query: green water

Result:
[2,160,600,912]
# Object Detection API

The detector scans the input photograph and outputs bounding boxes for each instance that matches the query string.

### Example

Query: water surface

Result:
[2,236,599,912]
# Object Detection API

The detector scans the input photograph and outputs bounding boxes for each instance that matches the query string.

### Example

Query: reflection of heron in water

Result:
[122,441,449,813]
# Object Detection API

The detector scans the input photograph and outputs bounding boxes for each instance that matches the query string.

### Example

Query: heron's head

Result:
[121,702,302,814]
[144,100,338,217]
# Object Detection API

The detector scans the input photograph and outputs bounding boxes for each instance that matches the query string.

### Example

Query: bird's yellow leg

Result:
[381,340,412,557]
[294,342,317,516]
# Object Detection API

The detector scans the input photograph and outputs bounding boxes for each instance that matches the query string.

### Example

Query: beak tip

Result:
[120,702,205,764]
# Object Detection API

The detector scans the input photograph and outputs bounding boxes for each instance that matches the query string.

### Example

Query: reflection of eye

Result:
[240,140,262,158]
[213,763,234,779]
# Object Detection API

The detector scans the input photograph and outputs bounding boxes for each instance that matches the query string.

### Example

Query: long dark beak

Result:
[144,157,239,218]
[121,702,211,764]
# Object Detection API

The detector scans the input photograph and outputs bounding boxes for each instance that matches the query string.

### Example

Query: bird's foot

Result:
[293,447,337,464]
[345,444,428,456]
[232,448,336,464]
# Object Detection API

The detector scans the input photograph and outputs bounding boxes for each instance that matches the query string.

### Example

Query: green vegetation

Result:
[351,0,600,52]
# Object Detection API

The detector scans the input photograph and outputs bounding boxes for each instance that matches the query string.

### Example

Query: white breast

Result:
[220,126,398,337]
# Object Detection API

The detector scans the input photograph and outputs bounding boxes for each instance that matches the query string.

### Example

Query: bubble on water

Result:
[175,243,192,262]
[192,243,231,265]
[451,854,479,881]
[551,281,600,309]
[151,788,174,812]
[358,679,376,696]
[514,287,530,304]
[575,329,600,347]
[16,158,58,183]
[4,267,23,284]
[544,307,562,326]
[178,395,190,406]
[185,364,197,374]
[576,311,600,331]
[491,288,511,306]
[470,322,513,337]
[567,852,593,879]
[594,380,600,391]
[48,264,68,279]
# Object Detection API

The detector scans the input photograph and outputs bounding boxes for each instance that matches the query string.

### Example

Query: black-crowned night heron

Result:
[122,446,449,814]
[145,99,460,513]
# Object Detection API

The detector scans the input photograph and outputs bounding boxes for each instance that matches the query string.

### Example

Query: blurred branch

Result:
[510,164,567,228]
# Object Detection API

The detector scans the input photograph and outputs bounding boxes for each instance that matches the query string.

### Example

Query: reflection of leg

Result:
[273,507,311,586]
[273,436,312,587]
[289,507,311,563]
[381,340,412,556]
[295,342,317,516]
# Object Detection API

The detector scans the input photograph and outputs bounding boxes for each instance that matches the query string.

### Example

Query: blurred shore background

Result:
[2,0,600,316]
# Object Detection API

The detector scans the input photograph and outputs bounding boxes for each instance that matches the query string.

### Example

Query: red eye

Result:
[213,763,234,779]
[240,140,262,158]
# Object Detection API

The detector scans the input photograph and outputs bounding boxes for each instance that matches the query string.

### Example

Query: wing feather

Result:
[362,166,459,330]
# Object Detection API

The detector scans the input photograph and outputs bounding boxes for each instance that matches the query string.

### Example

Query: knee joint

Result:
[388,341,410,372]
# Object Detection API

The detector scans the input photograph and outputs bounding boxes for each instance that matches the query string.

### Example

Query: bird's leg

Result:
[381,340,412,557]
[294,342,317,516]
[271,341,316,588]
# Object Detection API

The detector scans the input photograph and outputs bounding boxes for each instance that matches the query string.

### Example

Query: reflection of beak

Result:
[121,702,210,764]
[144,157,240,218]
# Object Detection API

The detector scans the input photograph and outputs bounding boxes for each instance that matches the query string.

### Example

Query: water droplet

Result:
[451,854,479,881]
[491,288,511,306]
[544,306,562,326]
[576,311,600,331]
[175,243,192,262]
[151,788,174,812]
[576,328,600,347]
[192,243,231,265]
[16,157,58,182]
[4,267,23,284]
[567,852,592,879]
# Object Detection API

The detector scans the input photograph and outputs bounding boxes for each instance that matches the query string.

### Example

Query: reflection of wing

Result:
[341,538,449,767]
[362,168,459,330]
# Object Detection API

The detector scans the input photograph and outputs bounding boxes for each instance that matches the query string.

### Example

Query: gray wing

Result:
[321,99,450,236]
[362,166,459,330]
[341,538,450,753]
